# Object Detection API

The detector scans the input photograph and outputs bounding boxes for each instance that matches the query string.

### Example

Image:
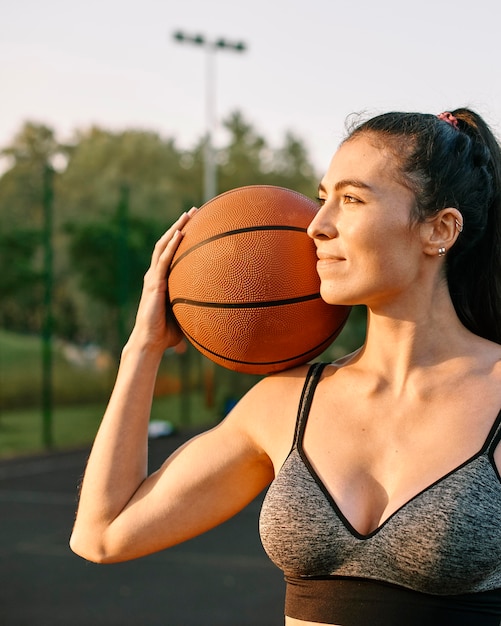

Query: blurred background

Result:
[1,0,500,623]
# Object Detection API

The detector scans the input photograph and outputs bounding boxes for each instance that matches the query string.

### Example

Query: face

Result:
[308,134,423,310]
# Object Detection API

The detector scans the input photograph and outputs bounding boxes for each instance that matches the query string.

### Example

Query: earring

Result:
[438,247,446,256]
[455,218,463,233]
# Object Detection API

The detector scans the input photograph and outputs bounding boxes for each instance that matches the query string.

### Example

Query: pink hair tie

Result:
[438,111,459,129]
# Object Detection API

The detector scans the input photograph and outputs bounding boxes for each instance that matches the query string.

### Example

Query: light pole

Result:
[172,31,247,410]
[172,30,247,202]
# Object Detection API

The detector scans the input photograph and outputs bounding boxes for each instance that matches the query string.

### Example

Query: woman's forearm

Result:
[70,340,164,559]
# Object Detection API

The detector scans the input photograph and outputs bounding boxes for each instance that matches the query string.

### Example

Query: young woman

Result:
[70,108,501,625]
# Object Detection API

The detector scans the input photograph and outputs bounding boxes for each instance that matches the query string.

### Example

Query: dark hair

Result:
[347,109,501,344]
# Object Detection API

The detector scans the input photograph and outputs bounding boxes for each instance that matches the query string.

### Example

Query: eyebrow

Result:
[318,179,372,193]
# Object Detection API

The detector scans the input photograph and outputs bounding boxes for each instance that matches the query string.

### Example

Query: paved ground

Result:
[0,430,285,625]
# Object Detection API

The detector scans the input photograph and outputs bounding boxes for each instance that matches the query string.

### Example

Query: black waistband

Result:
[285,576,501,626]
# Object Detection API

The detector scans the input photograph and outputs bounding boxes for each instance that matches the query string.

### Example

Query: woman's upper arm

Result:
[103,417,274,562]
[82,371,300,563]
[71,366,307,564]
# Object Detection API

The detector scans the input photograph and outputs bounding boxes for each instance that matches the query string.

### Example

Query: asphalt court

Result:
[0,430,284,625]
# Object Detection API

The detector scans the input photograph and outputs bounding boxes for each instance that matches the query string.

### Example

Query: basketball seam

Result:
[171,293,320,309]
[170,225,307,272]
[181,319,348,367]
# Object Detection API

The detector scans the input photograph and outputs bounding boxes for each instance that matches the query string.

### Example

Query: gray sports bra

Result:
[259,362,501,623]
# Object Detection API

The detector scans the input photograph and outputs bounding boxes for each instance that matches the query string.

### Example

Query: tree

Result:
[0,112,321,350]
[56,127,197,348]
[0,229,42,331]
[271,131,318,197]
[57,127,192,227]
[0,123,70,333]
[0,122,62,230]
[67,187,164,353]
[218,111,271,191]
[217,111,318,197]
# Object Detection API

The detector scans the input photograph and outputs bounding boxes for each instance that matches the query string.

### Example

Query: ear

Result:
[420,208,463,257]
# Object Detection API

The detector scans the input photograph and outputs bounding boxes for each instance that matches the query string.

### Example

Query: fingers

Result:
[156,229,183,277]
[151,208,197,269]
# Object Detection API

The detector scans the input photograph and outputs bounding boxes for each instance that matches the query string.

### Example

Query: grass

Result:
[0,403,104,458]
[0,391,223,459]
[0,309,366,459]
[0,329,230,458]
[0,329,115,410]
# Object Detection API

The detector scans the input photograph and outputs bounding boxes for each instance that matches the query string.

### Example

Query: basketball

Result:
[168,185,350,375]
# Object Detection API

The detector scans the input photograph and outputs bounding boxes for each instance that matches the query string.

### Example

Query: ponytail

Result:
[447,109,501,343]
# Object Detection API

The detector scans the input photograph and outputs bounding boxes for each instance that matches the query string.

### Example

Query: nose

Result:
[307,203,338,241]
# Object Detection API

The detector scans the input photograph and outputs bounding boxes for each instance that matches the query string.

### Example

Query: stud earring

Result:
[438,247,446,256]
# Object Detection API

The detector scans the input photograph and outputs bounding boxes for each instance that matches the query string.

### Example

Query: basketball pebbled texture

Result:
[168,185,350,374]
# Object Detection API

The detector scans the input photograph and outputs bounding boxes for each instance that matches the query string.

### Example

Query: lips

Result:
[315,251,346,275]
[316,251,345,262]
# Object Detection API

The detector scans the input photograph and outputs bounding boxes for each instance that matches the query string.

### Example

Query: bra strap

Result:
[292,362,328,449]
[486,410,501,455]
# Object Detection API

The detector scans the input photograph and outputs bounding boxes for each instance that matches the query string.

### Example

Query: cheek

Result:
[355,223,417,277]
[373,237,421,287]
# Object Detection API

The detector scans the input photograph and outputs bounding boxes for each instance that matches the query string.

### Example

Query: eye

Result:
[343,194,360,204]
[316,196,326,207]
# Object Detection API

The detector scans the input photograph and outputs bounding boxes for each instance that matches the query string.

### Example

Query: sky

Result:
[2,0,501,175]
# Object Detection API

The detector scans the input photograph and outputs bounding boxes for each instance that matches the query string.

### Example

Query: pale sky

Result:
[2,0,501,174]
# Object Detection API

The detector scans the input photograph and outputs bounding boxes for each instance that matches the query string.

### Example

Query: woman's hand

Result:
[128,209,196,354]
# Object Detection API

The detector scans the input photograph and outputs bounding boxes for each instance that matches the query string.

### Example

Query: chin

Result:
[319,287,354,307]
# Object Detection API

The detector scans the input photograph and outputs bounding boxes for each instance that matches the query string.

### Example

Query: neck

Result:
[352,287,473,395]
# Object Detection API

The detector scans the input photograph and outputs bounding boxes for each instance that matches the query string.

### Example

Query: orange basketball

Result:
[168,185,350,374]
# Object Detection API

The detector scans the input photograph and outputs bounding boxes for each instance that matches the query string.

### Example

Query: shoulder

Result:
[222,364,314,473]
[467,335,501,383]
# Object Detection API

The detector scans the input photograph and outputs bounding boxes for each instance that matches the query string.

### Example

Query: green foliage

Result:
[69,215,160,307]
[0,229,42,295]
[57,127,192,226]
[2,121,60,164]
[218,111,269,190]
[67,195,165,352]
[0,229,43,332]
[0,110,325,353]
[271,132,318,197]
[217,111,317,197]
[0,123,63,230]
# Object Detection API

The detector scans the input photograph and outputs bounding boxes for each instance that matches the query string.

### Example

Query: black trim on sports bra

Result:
[285,576,501,626]
[488,413,501,483]
[292,362,327,449]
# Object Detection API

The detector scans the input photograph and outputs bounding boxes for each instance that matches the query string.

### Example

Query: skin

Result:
[70,135,501,626]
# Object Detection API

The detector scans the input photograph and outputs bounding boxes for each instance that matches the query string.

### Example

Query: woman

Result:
[70,109,501,625]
